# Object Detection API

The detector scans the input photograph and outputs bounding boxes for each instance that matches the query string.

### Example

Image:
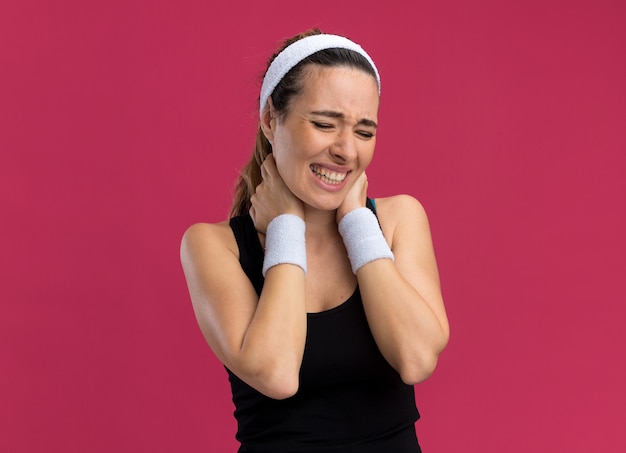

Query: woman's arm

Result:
[346,194,449,385]
[180,157,307,400]
[181,223,307,399]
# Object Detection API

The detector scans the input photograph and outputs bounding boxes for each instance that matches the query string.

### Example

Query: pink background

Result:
[1,1,624,451]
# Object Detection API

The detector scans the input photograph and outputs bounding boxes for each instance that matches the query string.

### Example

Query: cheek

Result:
[270,135,290,170]
[272,147,300,189]
[361,142,376,168]
[273,153,288,178]
[272,131,308,173]
[271,124,299,159]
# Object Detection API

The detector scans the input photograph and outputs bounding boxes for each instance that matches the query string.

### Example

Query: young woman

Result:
[181,29,449,452]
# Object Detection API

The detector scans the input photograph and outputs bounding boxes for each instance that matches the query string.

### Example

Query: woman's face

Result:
[264,65,380,211]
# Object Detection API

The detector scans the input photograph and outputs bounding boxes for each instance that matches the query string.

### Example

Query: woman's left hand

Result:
[336,171,368,223]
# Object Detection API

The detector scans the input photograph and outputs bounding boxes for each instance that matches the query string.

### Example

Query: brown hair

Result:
[229,29,378,217]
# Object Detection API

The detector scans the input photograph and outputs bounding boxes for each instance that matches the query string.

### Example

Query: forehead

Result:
[294,65,380,116]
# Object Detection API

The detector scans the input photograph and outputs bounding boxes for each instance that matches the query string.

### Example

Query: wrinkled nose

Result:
[330,130,357,162]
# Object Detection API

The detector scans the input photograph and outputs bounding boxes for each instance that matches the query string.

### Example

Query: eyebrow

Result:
[310,110,378,129]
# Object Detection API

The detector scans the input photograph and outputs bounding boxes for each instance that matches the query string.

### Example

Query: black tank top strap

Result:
[366,197,385,231]
[366,196,377,214]
[229,214,264,296]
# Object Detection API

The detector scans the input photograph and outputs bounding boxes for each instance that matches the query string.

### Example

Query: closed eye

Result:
[312,121,334,130]
[356,130,375,139]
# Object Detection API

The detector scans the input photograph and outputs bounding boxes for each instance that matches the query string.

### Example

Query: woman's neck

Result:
[302,205,340,239]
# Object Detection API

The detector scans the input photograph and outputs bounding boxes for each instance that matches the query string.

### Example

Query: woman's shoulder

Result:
[372,194,430,241]
[373,194,428,220]
[182,219,233,242]
[180,219,239,262]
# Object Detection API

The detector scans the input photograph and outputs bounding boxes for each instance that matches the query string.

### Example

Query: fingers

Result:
[260,158,269,180]
[259,153,285,195]
[361,173,369,201]
[336,171,369,222]
[260,153,277,182]
[352,171,369,203]
[255,153,304,220]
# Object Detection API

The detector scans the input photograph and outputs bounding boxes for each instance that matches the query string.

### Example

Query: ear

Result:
[260,97,276,143]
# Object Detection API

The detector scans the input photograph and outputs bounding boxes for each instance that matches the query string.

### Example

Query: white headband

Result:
[259,34,380,117]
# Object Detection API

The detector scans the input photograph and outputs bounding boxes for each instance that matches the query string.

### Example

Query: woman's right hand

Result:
[250,154,304,234]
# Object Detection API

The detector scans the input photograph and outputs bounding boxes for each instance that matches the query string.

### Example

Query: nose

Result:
[330,129,357,162]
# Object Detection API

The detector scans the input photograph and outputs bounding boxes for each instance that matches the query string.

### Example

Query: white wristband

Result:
[262,214,307,277]
[338,207,394,274]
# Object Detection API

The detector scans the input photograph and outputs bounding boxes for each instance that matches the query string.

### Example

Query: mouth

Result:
[310,165,348,185]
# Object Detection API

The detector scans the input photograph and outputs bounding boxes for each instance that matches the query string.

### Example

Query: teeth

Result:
[311,165,347,184]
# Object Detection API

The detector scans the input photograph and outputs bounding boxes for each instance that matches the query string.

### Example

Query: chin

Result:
[302,194,344,212]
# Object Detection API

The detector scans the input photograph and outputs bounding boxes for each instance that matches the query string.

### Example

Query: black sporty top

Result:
[227,201,420,452]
